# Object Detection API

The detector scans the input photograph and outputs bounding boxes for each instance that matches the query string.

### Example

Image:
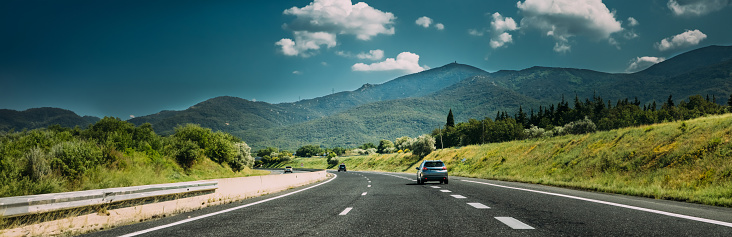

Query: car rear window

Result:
[425,162,444,167]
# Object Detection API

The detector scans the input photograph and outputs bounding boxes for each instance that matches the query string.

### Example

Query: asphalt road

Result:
[85,171,732,236]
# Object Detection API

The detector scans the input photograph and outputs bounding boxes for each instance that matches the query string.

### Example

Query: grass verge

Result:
[274,114,732,207]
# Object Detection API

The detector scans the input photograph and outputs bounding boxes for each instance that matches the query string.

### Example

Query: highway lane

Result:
[85,170,732,236]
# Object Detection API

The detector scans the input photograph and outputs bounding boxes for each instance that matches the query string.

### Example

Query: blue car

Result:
[416,160,448,184]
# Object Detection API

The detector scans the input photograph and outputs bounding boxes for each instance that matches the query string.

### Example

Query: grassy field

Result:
[274,113,732,207]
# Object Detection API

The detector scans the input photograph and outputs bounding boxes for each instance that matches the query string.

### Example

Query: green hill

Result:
[120,45,732,150]
[0,108,99,131]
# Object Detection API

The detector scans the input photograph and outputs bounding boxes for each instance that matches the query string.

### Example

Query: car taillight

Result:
[441,167,446,170]
[423,167,428,171]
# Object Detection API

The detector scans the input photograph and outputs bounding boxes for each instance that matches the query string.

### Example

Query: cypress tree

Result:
[446,109,455,127]
[667,94,675,107]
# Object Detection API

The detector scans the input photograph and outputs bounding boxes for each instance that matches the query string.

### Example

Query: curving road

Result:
[85,171,732,236]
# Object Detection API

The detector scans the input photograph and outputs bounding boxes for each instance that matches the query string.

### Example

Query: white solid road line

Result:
[119,174,339,237]
[467,202,490,209]
[440,190,452,192]
[362,192,368,196]
[339,207,353,215]
[495,217,535,229]
[462,179,732,228]
[451,195,467,199]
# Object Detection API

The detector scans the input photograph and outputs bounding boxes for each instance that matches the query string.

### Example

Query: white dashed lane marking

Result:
[362,192,367,196]
[431,186,440,188]
[440,190,452,193]
[450,195,466,199]
[368,185,371,188]
[339,207,353,215]
[467,203,490,209]
[495,217,535,229]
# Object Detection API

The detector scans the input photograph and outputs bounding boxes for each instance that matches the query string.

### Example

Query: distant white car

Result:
[284,166,293,173]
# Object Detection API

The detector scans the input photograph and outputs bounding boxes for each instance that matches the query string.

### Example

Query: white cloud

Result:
[275,31,337,57]
[293,70,303,75]
[491,12,518,32]
[554,42,571,53]
[667,0,731,16]
[352,52,428,74]
[130,115,135,119]
[626,56,666,72]
[490,32,514,48]
[416,16,444,30]
[627,17,639,27]
[435,23,445,30]
[468,29,485,36]
[517,0,623,52]
[277,0,395,57]
[488,13,519,49]
[321,61,328,66]
[356,49,384,60]
[655,29,707,51]
[415,16,433,28]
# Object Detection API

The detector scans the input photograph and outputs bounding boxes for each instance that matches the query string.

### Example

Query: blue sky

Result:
[2,0,731,119]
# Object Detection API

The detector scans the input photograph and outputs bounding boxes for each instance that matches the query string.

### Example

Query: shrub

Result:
[377,140,395,154]
[365,148,377,155]
[24,147,50,180]
[173,139,201,169]
[411,134,436,158]
[205,132,238,164]
[50,140,104,178]
[563,117,597,135]
[230,142,254,172]
[524,125,546,138]
[296,145,324,157]
[395,136,415,151]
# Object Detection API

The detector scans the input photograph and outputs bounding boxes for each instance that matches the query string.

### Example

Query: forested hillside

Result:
[0,108,99,131]
[6,45,731,151]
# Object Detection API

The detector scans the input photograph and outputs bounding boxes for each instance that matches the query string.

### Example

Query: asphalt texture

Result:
[84,171,732,236]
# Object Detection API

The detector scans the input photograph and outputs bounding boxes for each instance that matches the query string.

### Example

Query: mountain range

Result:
[3,45,731,150]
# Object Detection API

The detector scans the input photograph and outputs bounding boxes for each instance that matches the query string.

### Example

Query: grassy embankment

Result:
[274,113,732,207]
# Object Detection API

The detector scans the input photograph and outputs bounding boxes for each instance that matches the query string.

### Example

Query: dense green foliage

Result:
[0,118,256,197]
[295,145,324,157]
[433,94,729,148]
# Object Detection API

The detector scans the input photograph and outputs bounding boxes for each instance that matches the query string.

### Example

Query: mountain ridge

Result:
[3,45,731,150]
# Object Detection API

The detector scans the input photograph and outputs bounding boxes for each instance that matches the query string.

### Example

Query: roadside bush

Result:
[50,140,104,178]
[394,136,415,151]
[524,125,546,139]
[230,142,254,172]
[377,140,395,154]
[365,148,377,155]
[24,147,50,180]
[173,124,211,149]
[326,155,339,168]
[296,145,324,157]
[173,139,201,169]
[563,117,597,135]
[411,134,436,158]
[205,132,238,165]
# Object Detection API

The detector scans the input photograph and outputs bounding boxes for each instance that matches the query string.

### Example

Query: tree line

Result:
[433,94,732,148]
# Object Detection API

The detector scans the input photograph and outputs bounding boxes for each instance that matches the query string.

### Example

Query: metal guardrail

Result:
[0,180,217,217]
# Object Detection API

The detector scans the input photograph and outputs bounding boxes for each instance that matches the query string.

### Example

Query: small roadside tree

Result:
[411,134,436,158]
[377,140,395,154]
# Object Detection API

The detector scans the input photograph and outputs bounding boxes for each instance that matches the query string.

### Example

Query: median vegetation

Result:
[0,117,264,198]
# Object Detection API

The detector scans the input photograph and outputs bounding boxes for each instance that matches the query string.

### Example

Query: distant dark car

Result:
[416,160,448,184]
[284,166,293,173]
[338,164,347,172]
